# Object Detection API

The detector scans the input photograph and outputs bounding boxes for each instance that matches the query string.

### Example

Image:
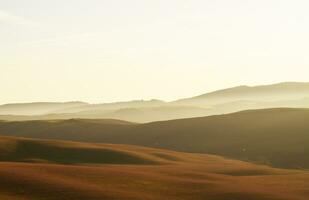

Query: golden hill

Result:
[0,136,309,200]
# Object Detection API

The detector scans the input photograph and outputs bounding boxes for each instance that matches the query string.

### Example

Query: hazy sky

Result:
[1,0,309,104]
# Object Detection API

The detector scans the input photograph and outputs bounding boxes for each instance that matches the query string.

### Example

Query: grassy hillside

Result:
[0,136,169,165]
[3,163,309,200]
[0,108,309,168]
[0,137,309,200]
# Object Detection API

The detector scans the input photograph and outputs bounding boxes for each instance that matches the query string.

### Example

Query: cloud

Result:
[0,10,36,26]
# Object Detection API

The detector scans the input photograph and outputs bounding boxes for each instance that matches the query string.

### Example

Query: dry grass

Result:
[0,136,308,200]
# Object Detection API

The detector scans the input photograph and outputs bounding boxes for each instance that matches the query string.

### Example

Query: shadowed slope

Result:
[0,137,168,165]
[0,108,309,168]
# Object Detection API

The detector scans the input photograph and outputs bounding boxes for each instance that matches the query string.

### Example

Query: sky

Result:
[1,0,309,104]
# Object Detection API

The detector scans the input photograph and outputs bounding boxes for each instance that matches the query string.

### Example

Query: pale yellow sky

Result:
[1,0,309,104]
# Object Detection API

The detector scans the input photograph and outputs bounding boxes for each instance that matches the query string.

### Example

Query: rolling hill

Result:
[0,136,309,200]
[0,108,308,169]
[0,136,163,165]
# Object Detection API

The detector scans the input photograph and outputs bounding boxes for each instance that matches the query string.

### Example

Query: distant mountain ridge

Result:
[174,82,309,105]
[0,99,166,116]
[1,82,309,122]
[0,102,88,116]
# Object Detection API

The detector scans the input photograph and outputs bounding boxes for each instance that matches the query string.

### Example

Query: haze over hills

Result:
[0,100,166,116]
[1,82,309,122]
[175,82,309,105]
[1,84,308,199]
[0,108,308,169]
[0,102,88,116]
[3,0,309,199]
